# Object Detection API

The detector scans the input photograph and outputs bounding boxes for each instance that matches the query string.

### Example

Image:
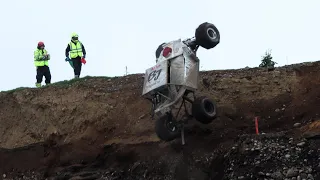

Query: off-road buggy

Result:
[142,22,220,144]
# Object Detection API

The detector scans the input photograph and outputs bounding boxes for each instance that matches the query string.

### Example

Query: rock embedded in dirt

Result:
[286,167,299,177]
[297,141,306,147]
[294,123,302,127]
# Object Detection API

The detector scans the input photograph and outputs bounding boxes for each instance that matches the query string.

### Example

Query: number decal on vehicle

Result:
[148,69,162,82]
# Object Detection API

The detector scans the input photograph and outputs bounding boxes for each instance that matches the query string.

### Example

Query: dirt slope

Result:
[0,61,319,179]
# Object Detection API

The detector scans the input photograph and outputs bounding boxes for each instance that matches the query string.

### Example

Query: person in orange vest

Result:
[34,41,51,87]
[65,32,87,78]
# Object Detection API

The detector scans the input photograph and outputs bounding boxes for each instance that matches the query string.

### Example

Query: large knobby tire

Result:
[192,96,217,124]
[155,113,180,141]
[195,22,220,49]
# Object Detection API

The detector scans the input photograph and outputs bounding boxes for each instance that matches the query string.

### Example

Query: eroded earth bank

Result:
[0,61,319,179]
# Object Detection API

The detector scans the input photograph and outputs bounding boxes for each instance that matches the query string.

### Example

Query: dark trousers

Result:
[72,57,82,76]
[36,65,51,84]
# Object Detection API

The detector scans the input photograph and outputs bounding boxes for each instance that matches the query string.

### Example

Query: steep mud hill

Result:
[0,61,319,179]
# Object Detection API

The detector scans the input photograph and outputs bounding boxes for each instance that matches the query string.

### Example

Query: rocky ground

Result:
[0,61,320,179]
[224,131,320,180]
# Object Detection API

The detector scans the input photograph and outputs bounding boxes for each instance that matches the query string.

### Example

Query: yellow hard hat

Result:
[71,32,79,38]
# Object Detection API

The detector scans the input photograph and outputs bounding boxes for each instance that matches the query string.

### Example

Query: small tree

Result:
[259,49,277,68]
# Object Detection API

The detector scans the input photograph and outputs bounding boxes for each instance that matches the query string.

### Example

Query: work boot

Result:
[46,83,51,86]
[74,75,79,79]
[35,83,41,87]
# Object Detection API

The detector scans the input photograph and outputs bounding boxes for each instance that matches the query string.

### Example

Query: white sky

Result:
[0,0,319,91]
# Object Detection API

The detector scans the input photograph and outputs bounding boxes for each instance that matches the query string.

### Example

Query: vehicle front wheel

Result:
[155,113,180,141]
[195,22,220,49]
[192,96,217,124]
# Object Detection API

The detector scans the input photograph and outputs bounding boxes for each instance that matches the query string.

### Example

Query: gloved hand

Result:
[81,57,86,64]
[65,57,70,61]
[42,56,47,60]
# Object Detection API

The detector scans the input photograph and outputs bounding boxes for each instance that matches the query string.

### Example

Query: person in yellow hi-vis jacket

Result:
[34,41,51,87]
[65,32,87,78]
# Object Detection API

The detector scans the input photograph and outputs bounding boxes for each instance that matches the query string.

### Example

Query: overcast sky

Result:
[0,0,319,91]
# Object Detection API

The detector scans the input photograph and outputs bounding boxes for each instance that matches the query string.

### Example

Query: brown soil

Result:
[0,61,319,179]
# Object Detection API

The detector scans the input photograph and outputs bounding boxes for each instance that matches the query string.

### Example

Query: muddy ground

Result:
[0,61,319,179]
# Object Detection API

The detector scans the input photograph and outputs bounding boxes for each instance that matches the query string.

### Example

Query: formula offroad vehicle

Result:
[142,22,220,144]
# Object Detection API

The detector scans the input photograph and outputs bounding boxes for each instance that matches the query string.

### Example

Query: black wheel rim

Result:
[204,100,215,113]
[166,121,177,132]
[207,28,217,40]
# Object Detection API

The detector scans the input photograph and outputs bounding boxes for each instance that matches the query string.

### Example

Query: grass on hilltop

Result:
[1,75,113,94]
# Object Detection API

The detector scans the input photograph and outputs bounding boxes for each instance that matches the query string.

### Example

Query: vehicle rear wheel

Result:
[195,22,220,49]
[192,96,217,124]
[155,113,180,141]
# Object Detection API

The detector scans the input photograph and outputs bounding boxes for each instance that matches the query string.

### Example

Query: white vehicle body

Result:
[142,39,200,117]
[141,22,220,143]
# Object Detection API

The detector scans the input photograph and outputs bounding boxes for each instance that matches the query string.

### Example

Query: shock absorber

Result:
[151,96,156,119]
[156,94,160,103]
